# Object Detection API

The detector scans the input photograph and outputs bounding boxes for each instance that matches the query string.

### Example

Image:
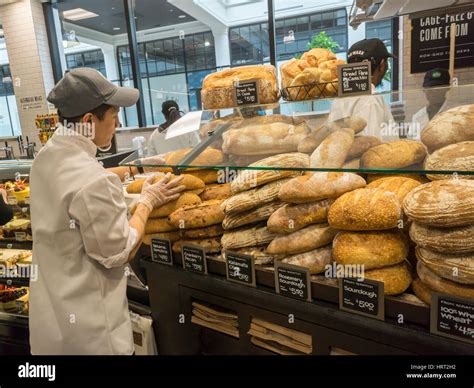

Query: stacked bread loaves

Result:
[267,172,366,274]
[403,179,474,304]
[328,184,413,295]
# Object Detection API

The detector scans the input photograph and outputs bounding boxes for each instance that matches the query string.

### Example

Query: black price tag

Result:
[182,244,207,275]
[338,62,372,97]
[235,79,259,106]
[339,278,385,320]
[275,262,311,302]
[150,238,173,266]
[430,293,474,345]
[225,251,256,287]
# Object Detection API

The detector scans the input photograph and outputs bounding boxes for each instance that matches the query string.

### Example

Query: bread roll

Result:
[221,226,277,250]
[223,201,285,230]
[267,198,334,233]
[267,223,337,255]
[403,179,474,227]
[318,59,345,79]
[416,247,474,285]
[425,141,474,180]
[200,183,231,201]
[145,218,178,234]
[333,230,408,270]
[310,128,354,168]
[328,188,402,230]
[301,48,337,67]
[280,245,333,274]
[280,58,311,88]
[181,224,224,239]
[421,104,474,153]
[279,172,366,204]
[364,261,412,295]
[410,222,474,254]
[168,199,224,229]
[412,278,432,305]
[172,238,222,254]
[143,231,181,245]
[346,136,382,160]
[417,261,474,299]
[360,140,427,169]
[288,68,322,100]
[148,193,202,218]
[367,177,422,203]
[230,153,309,194]
[201,65,279,109]
[126,173,204,194]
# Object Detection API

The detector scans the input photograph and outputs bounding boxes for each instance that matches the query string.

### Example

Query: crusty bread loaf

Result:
[233,245,284,265]
[328,188,402,230]
[185,169,219,184]
[364,261,413,295]
[412,278,432,305]
[403,179,474,227]
[417,261,474,299]
[221,226,277,250]
[267,223,337,255]
[126,173,204,194]
[181,224,224,239]
[280,245,333,274]
[416,247,474,285]
[424,141,474,180]
[148,193,202,218]
[200,183,231,201]
[410,222,474,254]
[367,177,422,203]
[333,230,408,270]
[222,178,291,214]
[168,199,224,229]
[223,201,285,230]
[143,231,181,245]
[366,174,429,184]
[346,136,382,160]
[145,218,178,234]
[172,238,222,254]
[421,104,474,153]
[279,172,366,204]
[310,128,354,168]
[330,117,367,134]
[267,198,334,233]
[201,65,279,109]
[360,140,427,169]
[230,153,309,194]
[165,148,224,169]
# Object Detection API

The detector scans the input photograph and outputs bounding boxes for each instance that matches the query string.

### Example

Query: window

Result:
[65,49,107,76]
[0,64,20,137]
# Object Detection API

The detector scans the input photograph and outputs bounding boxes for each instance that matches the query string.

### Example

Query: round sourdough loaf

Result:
[403,179,474,227]
[367,177,422,203]
[412,278,433,305]
[409,222,474,254]
[424,141,474,181]
[364,261,413,295]
[415,247,474,285]
[333,230,408,270]
[416,261,474,299]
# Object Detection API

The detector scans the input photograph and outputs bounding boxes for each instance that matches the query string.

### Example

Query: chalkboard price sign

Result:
[225,251,256,287]
[150,238,173,266]
[338,62,372,97]
[235,79,259,106]
[430,293,474,345]
[182,244,207,275]
[275,262,311,302]
[339,278,384,320]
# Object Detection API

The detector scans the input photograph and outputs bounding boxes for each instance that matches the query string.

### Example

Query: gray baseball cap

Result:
[47,67,139,118]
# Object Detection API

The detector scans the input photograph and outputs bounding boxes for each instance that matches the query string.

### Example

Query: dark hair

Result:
[58,104,114,124]
[161,100,179,118]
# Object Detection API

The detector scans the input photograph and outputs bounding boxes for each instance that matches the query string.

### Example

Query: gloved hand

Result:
[138,173,186,211]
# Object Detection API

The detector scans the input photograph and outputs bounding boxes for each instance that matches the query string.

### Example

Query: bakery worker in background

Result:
[147,100,200,157]
[328,38,395,139]
[29,68,186,355]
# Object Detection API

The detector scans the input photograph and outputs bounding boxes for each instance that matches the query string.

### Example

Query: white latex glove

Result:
[137,173,185,211]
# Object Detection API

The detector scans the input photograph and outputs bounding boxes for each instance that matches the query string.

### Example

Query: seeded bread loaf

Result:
[180,224,224,239]
[367,177,422,203]
[200,183,231,201]
[364,262,412,295]
[168,199,225,229]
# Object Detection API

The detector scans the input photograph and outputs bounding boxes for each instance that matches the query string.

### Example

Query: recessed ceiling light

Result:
[204,41,210,46]
[113,27,120,31]
[63,8,99,21]
[178,15,186,18]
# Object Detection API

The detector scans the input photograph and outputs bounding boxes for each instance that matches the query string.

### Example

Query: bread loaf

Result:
[145,218,178,234]
[230,153,309,194]
[424,141,474,180]
[367,177,422,203]
[148,193,202,218]
[233,245,284,265]
[343,159,360,169]
[186,169,219,184]
[200,183,231,201]
[417,261,474,299]
[412,278,432,305]
[267,198,334,233]
[301,48,336,67]
[333,230,408,270]
[403,179,474,227]
[364,261,412,295]
[421,104,474,153]
[280,58,311,88]
[165,148,224,169]
[360,140,427,169]
[168,199,224,229]
[223,201,285,230]
[172,238,222,254]
[280,245,333,274]
[346,136,382,160]
[328,188,402,230]
[279,172,366,204]
[143,231,181,245]
[288,68,322,100]
[366,174,429,184]
[126,173,204,194]
[221,226,277,250]
[201,65,279,109]
[223,178,292,214]
[318,59,345,80]
[181,224,224,239]
[416,247,474,285]
[310,128,354,168]
[267,223,337,255]
[410,222,474,254]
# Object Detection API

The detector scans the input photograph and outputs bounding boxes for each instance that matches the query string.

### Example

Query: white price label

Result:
[7,196,17,205]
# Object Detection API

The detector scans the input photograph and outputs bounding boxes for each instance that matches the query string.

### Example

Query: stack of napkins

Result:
[191,302,239,338]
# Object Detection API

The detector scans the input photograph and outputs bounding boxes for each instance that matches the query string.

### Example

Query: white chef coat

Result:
[29,124,137,355]
[147,127,200,157]
[328,84,396,140]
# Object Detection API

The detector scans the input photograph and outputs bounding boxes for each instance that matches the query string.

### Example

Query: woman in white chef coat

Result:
[29,68,186,355]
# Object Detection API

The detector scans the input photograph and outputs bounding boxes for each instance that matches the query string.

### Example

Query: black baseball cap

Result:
[347,38,395,64]
[423,68,450,87]
[47,67,139,118]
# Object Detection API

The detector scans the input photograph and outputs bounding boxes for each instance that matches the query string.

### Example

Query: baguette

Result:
[310,128,354,168]
[360,140,427,169]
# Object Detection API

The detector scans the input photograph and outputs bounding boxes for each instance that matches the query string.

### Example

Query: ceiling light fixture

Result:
[204,41,210,46]
[63,8,99,21]
[113,27,121,31]
[178,15,186,18]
